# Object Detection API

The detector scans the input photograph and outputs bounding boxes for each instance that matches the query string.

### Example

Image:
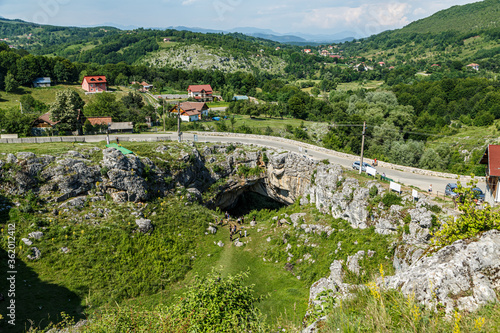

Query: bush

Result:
[369,185,379,198]
[381,192,402,207]
[433,179,500,249]
[134,123,149,133]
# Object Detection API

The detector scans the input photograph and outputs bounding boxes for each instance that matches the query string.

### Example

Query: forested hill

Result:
[339,0,500,71]
[402,0,499,35]
[0,18,285,58]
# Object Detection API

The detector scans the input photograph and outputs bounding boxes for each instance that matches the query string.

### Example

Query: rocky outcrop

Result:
[1,144,400,231]
[384,230,500,313]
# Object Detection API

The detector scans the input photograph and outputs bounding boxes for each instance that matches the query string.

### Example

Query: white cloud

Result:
[302,2,412,35]
[182,0,198,5]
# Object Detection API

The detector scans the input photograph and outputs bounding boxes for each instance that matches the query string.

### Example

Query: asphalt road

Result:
[82,132,486,196]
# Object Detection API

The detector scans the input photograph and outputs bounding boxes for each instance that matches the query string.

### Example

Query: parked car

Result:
[445,183,485,201]
[352,161,372,172]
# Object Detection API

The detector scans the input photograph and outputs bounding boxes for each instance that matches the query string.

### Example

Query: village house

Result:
[169,105,200,122]
[31,112,59,135]
[187,84,213,102]
[131,81,153,92]
[466,63,480,71]
[169,102,209,122]
[480,145,500,205]
[82,76,107,93]
[33,77,51,88]
[109,122,133,133]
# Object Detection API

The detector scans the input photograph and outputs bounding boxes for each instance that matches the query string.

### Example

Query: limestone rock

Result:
[110,191,128,203]
[136,218,153,233]
[384,230,500,313]
[6,153,17,164]
[27,247,41,260]
[58,196,87,210]
[28,231,44,240]
[22,238,32,246]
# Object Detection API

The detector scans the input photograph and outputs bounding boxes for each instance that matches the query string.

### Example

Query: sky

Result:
[0,0,482,37]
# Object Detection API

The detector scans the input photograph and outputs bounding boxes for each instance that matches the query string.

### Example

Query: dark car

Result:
[445,183,485,201]
[352,161,372,172]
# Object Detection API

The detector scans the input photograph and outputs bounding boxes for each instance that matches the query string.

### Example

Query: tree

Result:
[114,73,129,86]
[20,95,48,114]
[85,92,126,121]
[121,92,145,110]
[49,89,85,132]
[4,72,19,93]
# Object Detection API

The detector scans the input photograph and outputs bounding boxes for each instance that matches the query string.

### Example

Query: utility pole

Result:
[177,101,182,143]
[359,121,366,175]
[162,100,166,132]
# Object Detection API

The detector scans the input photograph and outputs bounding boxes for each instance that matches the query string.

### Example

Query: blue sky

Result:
[0,0,481,37]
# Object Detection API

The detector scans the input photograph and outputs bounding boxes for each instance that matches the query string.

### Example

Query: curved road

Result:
[80,132,486,197]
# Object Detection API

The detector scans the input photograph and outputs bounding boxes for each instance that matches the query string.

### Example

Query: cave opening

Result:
[225,191,287,217]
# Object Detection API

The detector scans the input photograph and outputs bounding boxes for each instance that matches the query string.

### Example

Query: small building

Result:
[109,122,133,133]
[180,102,209,119]
[87,117,112,126]
[187,84,213,102]
[131,81,153,91]
[33,77,51,88]
[467,63,480,71]
[232,95,249,101]
[479,145,500,205]
[82,76,107,93]
[31,112,59,135]
[303,49,312,54]
[169,105,201,122]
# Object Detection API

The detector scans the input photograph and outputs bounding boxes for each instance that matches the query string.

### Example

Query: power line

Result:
[331,123,449,137]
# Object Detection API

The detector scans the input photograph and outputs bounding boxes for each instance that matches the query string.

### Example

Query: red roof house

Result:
[187,85,213,102]
[466,63,480,71]
[82,76,107,93]
[86,117,112,126]
[480,145,500,204]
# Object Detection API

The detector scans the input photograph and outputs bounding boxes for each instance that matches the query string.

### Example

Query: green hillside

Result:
[402,0,500,34]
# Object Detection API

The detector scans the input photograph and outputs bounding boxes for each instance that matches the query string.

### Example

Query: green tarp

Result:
[106,143,134,155]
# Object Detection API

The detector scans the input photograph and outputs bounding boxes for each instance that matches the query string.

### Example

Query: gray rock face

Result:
[135,218,153,233]
[384,230,500,313]
[6,153,17,164]
[409,207,433,228]
[108,169,148,202]
[40,158,100,200]
[59,196,87,210]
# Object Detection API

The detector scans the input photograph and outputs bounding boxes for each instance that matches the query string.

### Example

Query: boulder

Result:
[135,218,153,233]
[28,231,44,240]
[27,247,41,260]
[384,230,500,313]
[21,238,32,246]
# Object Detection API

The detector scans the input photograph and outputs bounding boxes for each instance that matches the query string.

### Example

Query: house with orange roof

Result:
[82,76,107,93]
[466,63,480,71]
[187,84,213,102]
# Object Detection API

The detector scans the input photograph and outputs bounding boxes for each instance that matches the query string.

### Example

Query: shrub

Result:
[369,185,379,198]
[100,166,109,177]
[164,270,267,332]
[381,192,402,207]
[433,179,500,249]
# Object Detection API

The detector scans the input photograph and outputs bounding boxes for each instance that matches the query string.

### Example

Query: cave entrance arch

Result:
[214,179,289,217]
[226,192,286,217]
